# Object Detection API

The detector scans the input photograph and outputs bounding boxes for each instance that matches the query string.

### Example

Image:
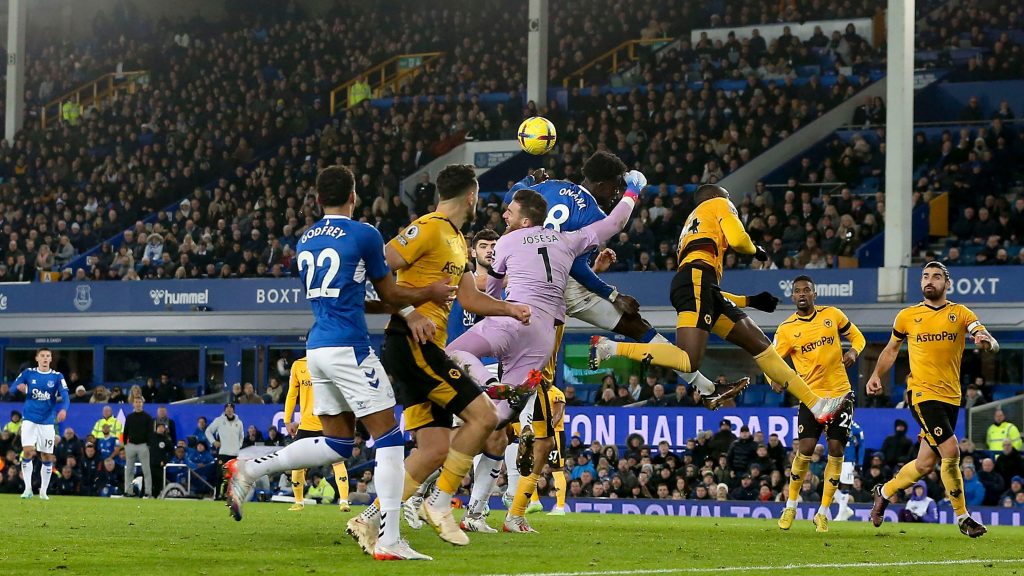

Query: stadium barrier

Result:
[481,497,1024,526]
[1,403,957,456]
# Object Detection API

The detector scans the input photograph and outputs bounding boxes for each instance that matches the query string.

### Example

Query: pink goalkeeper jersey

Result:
[486,193,637,321]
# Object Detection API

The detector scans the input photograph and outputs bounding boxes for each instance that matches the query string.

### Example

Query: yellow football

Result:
[517,116,557,155]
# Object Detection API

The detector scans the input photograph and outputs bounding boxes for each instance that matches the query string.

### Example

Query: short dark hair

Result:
[695,184,728,204]
[512,189,548,225]
[923,261,949,279]
[36,347,51,355]
[316,166,355,206]
[472,229,499,247]
[793,274,814,287]
[582,151,627,184]
[436,164,477,200]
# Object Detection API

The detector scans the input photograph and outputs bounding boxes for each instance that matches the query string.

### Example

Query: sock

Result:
[940,456,967,517]
[753,348,823,409]
[511,473,540,517]
[374,445,405,548]
[467,452,502,515]
[40,462,53,496]
[819,456,844,514]
[332,461,349,502]
[243,436,352,479]
[414,468,439,498]
[429,449,474,513]
[21,458,35,492]
[449,350,499,388]
[647,333,715,394]
[531,489,541,503]
[291,469,306,503]
[617,342,692,372]
[788,454,810,505]
[504,442,521,497]
[359,502,379,521]
[554,470,567,508]
[882,461,925,499]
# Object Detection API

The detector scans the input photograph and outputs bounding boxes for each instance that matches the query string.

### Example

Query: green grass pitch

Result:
[2,495,1022,575]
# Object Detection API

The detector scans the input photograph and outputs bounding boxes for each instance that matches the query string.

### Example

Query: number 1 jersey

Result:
[296,214,390,350]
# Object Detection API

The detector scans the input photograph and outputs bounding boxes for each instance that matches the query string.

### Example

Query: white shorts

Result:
[840,461,855,485]
[565,277,623,330]
[307,346,396,419]
[21,420,57,454]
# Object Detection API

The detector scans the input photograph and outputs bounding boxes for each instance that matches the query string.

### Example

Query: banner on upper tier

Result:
[601,268,879,306]
[482,497,1024,527]
[904,265,1024,302]
[0,404,948,455]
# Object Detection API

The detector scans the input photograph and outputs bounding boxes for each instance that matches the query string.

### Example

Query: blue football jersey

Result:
[15,368,69,425]
[297,215,390,350]
[505,178,607,232]
[506,177,615,298]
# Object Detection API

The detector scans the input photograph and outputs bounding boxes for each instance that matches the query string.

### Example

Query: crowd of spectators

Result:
[920,1,1024,81]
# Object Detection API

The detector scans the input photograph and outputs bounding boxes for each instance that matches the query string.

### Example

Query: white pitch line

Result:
[482,557,1024,576]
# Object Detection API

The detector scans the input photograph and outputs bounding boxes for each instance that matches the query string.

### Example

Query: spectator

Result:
[96,457,124,497]
[730,473,758,500]
[996,439,1024,486]
[986,409,1022,451]
[149,423,175,495]
[707,419,736,459]
[54,465,79,496]
[1001,476,1024,504]
[564,385,585,407]
[263,378,285,404]
[978,457,1006,506]
[91,405,123,438]
[726,426,757,475]
[95,424,122,461]
[123,398,154,498]
[236,382,264,404]
[899,481,938,523]
[646,384,671,407]
[193,416,209,447]
[166,445,190,488]
[964,385,987,410]
[69,386,90,403]
[186,441,217,495]
[79,442,103,496]
[625,375,651,403]
[242,425,265,448]
[306,471,336,503]
[880,419,914,467]
[153,406,176,443]
[141,378,161,403]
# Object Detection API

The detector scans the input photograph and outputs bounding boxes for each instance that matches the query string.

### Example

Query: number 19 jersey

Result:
[296,214,390,350]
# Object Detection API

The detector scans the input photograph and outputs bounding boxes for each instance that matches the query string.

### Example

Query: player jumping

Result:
[445,179,641,534]
[223,165,454,561]
[772,275,864,533]
[14,348,69,500]
[590,184,851,423]
[508,157,779,409]
[866,262,996,538]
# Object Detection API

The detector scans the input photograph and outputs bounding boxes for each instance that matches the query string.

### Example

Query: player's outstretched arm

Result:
[569,253,615,299]
[720,207,758,256]
[457,272,530,323]
[580,172,642,244]
[866,336,902,395]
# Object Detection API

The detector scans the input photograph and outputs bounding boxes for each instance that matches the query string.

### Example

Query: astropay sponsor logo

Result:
[149,289,209,306]
[778,279,854,298]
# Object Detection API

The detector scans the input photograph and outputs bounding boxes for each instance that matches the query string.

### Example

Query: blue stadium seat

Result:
[739,386,765,407]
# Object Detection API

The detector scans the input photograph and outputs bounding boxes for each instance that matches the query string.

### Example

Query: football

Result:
[517,116,557,155]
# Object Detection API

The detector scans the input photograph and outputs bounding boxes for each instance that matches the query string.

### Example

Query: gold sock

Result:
[554,471,567,508]
[511,473,540,516]
[436,449,474,496]
[401,471,422,501]
[882,461,925,499]
[940,457,967,517]
[821,456,844,508]
[332,461,349,502]
[531,489,541,503]
[788,454,810,502]
[617,343,692,372]
[291,469,306,502]
[754,348,822,409]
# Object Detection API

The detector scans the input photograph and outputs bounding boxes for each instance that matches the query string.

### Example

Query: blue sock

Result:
[372,426,405,448]
[640,327,658,343]
[324,436,354,459]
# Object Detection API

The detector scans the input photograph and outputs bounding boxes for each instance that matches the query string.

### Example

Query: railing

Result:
[329,52,444,115]
[562,38,673,89]
[39,71,149,129]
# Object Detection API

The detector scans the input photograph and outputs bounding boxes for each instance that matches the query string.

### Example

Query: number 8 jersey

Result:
[297,214,390,349]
